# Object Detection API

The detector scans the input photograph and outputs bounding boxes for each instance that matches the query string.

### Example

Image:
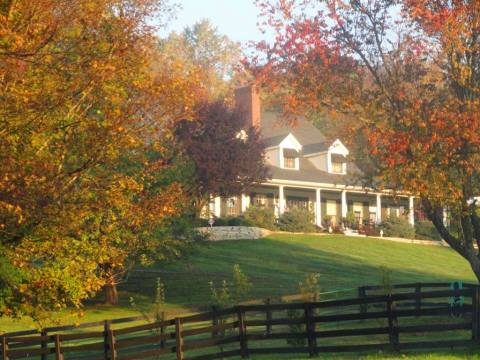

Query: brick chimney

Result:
[235,84,261,128]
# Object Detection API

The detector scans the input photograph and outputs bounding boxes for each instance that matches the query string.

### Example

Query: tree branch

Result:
[422,198,467,259]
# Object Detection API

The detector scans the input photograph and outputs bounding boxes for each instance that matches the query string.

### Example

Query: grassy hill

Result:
[1,234,477,332]
[122,233,476,308]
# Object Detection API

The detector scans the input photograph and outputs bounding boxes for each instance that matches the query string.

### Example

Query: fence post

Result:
[108,329,117,360]
[265,298,272,335]
[1,335,8,360]
[104,320,112,360]
[304,303,317,357]
[237,307,248,358]
[41,329,48,360]
[175,318,184,360]
[54,334,63,360]
[160,312,166,348]
[358,286,367,315]
[415,283,421,317]
[472,287,480,342]
[211,305,218,339]
[387,295,399,351]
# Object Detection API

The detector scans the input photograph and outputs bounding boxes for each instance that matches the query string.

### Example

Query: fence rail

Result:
[1,283,478,359]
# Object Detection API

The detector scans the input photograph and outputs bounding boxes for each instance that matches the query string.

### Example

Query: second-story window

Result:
[330,153,346,174]
[332,162,343,173]
[284,156,296,169]
[282,148,299,169]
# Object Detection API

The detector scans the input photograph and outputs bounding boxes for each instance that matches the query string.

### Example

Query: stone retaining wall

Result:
[196,226,272,241]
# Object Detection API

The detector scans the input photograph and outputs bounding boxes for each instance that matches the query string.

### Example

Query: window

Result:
[332,162,343,174]
[226,197,238,216]
[254,194,267,207]
[286,196,309,210]
[284,156,296,169]
[326,200,338,227]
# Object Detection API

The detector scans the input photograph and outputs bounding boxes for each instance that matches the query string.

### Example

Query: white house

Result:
[208,85,415,228]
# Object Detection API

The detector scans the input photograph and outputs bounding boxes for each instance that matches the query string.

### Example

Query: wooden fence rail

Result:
[1,284,478,359]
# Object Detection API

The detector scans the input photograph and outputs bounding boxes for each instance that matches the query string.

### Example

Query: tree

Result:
[0,0,203,318]
[174,101,268,214]
[159,19,243,99]
[253,1,480,280]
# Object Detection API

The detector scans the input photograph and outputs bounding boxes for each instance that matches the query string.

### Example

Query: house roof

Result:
[303,142,330,155]
[260,111,327,146]
[260,111,364,186]
[268,158,362,185]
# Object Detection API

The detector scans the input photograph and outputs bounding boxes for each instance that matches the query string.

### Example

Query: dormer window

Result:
[284,156,296,169]
[332,161,343,174]
[282,148,299,170]
[330,153,347,174]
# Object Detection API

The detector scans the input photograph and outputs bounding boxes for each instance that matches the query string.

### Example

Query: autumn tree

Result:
[253,0,480,279]
[0,0,206,317]
[159,19,243,99]
[174,101,268,215]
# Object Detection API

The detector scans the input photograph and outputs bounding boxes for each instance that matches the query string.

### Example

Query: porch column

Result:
[279,185,286,215]
[376,194,382,224]
[208,196,215,218]
[341,190,347,218]
[241,194,250,213]
[315,189,322,227]
[214,196,221,218]
[443,207,448,226]
[408,196,415,226]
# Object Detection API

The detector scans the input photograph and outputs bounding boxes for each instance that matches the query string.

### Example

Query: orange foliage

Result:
[254,0,480,277]
[0,0,205,319]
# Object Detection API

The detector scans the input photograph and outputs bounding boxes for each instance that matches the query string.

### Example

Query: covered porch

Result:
[209,183,415,228]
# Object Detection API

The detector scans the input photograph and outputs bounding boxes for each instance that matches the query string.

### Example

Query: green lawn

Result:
[2,234,479,359]
[1,234,477,332]
[252,348,480,359]
[123,233,476,308]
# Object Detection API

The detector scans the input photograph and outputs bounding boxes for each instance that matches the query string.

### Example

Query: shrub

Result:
[211,217,228,226]
[344,211,357,228]
[380,267,393,295]
[209,264,252,307]
[286,272,321,347]
[380,215,415,239]
[243,205,276,230]
[231,264,252,303]
[359,225,380,237]
[195,218,210,227]
[322,215,333,227]
[299,273,321,302]
[415,220,442,241]
[278,207,316,233]
[286,308,306,347]
[153,214,209,244]
[212,216,251,226]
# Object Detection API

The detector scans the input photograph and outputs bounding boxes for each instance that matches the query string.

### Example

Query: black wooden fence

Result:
[1,283,479,359]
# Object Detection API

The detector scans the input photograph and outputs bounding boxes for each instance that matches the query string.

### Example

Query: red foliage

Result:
[174,101,268,209]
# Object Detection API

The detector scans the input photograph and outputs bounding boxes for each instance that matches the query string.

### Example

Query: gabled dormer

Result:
[327,139,349,174]
[279,133,301,170]
[303,139,349,175]
[264,133,302,170]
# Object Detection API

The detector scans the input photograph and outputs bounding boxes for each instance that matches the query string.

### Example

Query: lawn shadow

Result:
[119,235,476,309]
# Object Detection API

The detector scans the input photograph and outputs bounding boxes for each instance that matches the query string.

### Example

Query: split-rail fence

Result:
[1,282,479,359]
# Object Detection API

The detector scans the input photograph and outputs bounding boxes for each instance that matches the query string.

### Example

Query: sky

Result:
[159,0,272,45]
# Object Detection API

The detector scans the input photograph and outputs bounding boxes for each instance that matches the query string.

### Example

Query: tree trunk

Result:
[423,198,480,283]
[104,282,119,305]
